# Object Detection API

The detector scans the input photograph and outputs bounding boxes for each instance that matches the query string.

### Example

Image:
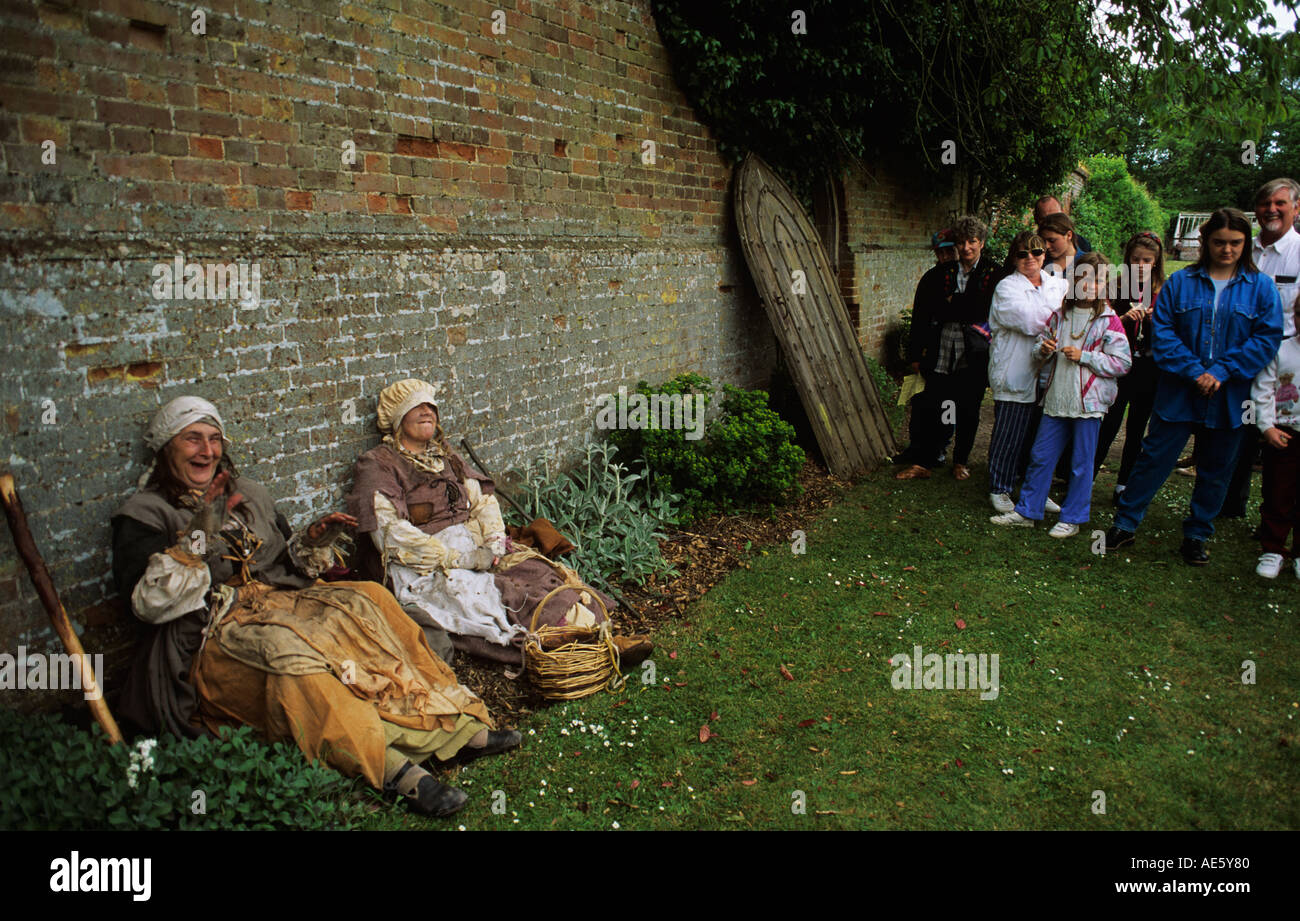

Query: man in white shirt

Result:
[1224,177,1300,518]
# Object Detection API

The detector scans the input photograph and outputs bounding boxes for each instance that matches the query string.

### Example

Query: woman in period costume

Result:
[112,396,519,818]
[346,379,644,668]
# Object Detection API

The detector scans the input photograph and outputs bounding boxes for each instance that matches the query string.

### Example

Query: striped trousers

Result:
[988,400,1041,495]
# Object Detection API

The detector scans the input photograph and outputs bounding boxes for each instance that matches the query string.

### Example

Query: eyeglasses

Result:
[1015,249,1045,259]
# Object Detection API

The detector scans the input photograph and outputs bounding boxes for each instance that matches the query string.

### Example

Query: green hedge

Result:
[0,710,369,830]
[1070,155,1168,263]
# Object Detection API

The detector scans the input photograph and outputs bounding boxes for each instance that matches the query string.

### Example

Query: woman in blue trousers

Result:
[1105,209,1283,564]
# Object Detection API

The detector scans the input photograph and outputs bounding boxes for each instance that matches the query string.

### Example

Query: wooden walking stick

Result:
[0,473,124,745]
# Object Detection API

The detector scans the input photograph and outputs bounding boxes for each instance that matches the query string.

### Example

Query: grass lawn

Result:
[365,465,1299,830]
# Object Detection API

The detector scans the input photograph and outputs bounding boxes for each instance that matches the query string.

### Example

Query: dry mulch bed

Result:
[456,460,851,721]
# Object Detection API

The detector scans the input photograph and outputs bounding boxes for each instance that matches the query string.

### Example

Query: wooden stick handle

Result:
[0,473,124,745]
[459,437,529,518]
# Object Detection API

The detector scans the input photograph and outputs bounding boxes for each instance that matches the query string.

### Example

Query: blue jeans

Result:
[1016,416,1101,524]
[1113,416,1247,541]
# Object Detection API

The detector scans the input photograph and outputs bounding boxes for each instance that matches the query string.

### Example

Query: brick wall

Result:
[839,163,963,359]
[0,0,938,711]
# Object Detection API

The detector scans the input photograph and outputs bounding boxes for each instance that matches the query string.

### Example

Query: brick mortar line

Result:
[0,232,732,258]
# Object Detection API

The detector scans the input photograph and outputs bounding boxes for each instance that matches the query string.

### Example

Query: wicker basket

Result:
[523,584,622,700]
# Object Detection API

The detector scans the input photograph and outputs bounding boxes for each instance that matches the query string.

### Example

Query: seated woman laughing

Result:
[112,395,519,819]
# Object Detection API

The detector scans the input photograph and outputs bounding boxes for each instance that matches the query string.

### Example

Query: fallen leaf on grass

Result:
[669,651,678,659]
[630,779,640,790]
[699,725,714,743]
[955,758,964,767]
[872,610,892,617]
[710,711,719,721]
[839,770,857,775]
[955,619,966,630]
[797,718,817,728]
[903,565,917,572]
[741,779,758,786]
[779,664,795,681]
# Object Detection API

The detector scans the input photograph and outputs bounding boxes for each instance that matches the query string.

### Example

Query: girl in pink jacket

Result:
[992,253,1132,537]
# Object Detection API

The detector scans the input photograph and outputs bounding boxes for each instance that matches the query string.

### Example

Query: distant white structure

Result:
[1169,212,1261,261]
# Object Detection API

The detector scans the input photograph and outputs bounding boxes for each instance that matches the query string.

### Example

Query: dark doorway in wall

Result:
[766,353,825,468]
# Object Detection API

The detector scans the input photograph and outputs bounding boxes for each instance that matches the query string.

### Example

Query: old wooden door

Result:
[733,154,898,477]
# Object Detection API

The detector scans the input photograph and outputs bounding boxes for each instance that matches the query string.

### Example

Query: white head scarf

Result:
[138,396,227,488]
[376,379,440,434]
[144,396,226,452]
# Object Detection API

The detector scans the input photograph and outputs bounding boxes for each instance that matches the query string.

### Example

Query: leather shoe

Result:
[1104,526,1135,552]
[450,729,522,766]
[411,776,468,817]
[613,634,654,670]
[1180,538,1209,565]
[386,771,468,818]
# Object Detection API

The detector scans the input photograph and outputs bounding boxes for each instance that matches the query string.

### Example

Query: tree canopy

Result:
[651,0,1300,210]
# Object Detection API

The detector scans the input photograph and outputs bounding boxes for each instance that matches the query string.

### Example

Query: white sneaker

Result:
[990,493,1014,513]
[991,510,1034,527]
[1044,497,1061,514]
[1257,553,1284,578]
[1048,522,1079,539]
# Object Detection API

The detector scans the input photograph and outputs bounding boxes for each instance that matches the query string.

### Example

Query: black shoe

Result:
[450,729,523,766]
[1104,526,1135,552]
[1179,538,1209,565]
[410,776,468,817]
[386,766,469,818]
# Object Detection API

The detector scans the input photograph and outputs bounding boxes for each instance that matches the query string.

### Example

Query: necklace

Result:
[1069,308,1088,341]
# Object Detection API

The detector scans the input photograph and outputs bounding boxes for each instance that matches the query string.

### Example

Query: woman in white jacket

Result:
[987,231,1069,511]
[992,253,1132,536]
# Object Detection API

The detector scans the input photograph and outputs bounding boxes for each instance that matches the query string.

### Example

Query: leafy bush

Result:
[865,354,905,440]
[609,373,805,520]
[510,440,680,597]
[0,710,368,830]
[1070,155,1168,263]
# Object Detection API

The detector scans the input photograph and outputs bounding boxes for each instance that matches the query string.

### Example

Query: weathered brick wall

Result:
[840,163,963,359]
[0,0,943,714]
[0,0,781,710]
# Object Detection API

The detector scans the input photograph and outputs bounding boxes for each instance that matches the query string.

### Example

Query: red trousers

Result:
[1260,426,1300,555]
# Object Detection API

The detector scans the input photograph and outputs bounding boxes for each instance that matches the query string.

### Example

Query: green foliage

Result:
[1070,155,1169,263]
[0,711,368,830]
[1122,87,1300,214]
[865,354,905,440]
[510,440,681,597]
[650,1,1300,209]
[609,374,804,521]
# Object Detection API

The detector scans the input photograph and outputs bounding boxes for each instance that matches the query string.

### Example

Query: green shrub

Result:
[865,354,905,440]
[609,373,805,520]
[510,440,680,597]
[1070,155,1168,263]
[0,710,369,830]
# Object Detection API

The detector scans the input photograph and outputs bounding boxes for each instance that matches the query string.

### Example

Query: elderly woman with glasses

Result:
[986,231,1069,513]
[113,396,518,819]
